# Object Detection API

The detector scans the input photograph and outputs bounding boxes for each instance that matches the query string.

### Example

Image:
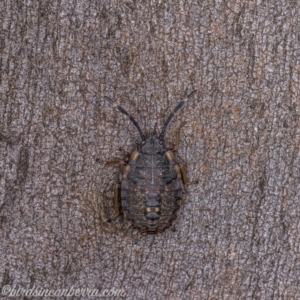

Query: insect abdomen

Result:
[121,152,184,234]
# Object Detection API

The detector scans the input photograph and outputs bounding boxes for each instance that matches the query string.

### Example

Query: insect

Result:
[104,90,197,234]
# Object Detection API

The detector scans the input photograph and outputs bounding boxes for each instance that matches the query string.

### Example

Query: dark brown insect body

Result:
[104,90,197,234]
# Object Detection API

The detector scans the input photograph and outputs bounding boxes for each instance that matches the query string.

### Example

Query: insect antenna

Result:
[104,96,146,141]
[159,90,197,141]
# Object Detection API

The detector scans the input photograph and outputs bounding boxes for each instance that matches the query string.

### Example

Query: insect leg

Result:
[105,160,126,166]
[173,121,186,151]
[179,164,199,185]
[105,150,130,166]
[179,163,190,185]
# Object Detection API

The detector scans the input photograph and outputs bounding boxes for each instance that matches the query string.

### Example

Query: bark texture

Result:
[1,1,300,299]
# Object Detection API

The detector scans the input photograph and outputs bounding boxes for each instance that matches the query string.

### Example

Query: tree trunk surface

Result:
[1,1,299,299]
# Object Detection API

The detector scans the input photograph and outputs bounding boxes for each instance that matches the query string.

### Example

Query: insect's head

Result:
[141,136,163,154]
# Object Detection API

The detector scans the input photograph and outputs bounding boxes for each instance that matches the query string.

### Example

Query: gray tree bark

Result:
[1,1,300,299]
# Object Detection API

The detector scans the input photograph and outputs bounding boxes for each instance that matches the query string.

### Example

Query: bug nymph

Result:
[104,90,197,234]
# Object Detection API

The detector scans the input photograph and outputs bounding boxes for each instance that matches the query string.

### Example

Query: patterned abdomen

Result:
[121,151,184,234]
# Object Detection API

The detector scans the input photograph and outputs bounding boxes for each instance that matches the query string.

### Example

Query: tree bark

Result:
[1,1,299,299]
